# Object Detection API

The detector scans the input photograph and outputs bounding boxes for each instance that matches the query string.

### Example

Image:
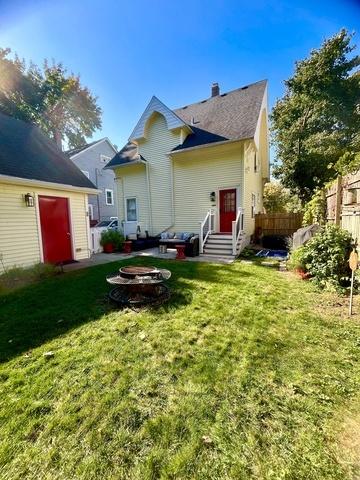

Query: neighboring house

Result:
[105,80,269,257]
[66,138,118,225]
[0,112,99,270]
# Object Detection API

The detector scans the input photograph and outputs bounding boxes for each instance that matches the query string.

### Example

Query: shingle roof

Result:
[65,138,105,157]
[105,142,146,168]
[173,79,267,151]
[0,113,97,189]
[107,79,267,168]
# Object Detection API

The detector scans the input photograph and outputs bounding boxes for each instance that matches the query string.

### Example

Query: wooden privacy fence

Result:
[255,213,303,236]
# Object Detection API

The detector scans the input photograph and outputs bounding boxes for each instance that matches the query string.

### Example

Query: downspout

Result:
[95,168,101,221]
[145,161,153,234]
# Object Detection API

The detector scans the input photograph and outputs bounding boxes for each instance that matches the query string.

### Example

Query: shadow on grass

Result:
[0,256,254,363]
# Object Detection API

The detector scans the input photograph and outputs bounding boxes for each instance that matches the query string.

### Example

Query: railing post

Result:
[232,219,236,256]
[199,221,204,254]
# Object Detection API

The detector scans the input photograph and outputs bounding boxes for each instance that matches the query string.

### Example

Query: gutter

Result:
[168,136,253,156]
[0,174,101,195]
[104,159,146,170]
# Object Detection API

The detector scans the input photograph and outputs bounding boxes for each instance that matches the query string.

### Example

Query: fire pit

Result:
[106,266,171,308]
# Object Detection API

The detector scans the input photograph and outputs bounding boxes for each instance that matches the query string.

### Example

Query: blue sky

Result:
[1,0,360,152]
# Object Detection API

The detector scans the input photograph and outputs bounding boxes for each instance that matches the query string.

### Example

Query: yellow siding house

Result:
[106,80,269,258]
[0,113,99,270]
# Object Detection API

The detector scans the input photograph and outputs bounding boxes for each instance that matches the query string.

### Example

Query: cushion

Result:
[167,232,175,239]
[174,232,183,239]
[138,232,147,239]
[160,232,169,239]
[182,232,193,241]
[128,233,137,240]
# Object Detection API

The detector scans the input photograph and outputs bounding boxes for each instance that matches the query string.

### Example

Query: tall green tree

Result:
[0,48,102,148]
[271,30,360,202]
[263,182,302,213]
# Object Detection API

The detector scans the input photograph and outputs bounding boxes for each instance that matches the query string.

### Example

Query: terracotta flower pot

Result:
[103,243,114,253]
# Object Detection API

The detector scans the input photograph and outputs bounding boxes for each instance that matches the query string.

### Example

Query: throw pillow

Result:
[174,232,183,239]
[182,232,193,241]
[160,232,169,239]
[167,232,175,239]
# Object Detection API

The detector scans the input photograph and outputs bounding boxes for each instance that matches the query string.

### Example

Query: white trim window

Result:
[254,152,259,173]
[126,197,138,222]
[105,189,114,205]
[251,193,256,218]
[100,155,111,164]
[88,204,94,220]
[81,170,90,179]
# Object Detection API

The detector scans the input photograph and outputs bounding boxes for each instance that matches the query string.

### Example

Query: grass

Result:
[0,257,360,479]
[0,263,59,295]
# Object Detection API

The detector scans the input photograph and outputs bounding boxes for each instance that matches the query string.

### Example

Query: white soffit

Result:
[129,96,188,141]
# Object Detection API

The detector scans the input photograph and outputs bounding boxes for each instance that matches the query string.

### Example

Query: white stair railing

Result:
[199,208,215,253]
[232,208,244,256]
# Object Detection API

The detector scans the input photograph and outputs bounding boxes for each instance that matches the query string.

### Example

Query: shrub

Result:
[288,224,354,290]
[100,229,124,251]
[287,245,307,271]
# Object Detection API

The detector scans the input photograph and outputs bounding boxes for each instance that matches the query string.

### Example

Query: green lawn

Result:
[0,257,360,479]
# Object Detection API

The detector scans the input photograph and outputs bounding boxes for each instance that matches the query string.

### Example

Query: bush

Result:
[287,246,307,271]
[288,224,354,290]
[100,229,124,251]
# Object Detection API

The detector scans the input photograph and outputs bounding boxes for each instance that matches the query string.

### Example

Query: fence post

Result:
[334,176,342,226]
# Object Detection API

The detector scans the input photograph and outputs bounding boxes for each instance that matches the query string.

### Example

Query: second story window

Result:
[254,152,259,173]
[100,155,111,164]
[105,189,114,205]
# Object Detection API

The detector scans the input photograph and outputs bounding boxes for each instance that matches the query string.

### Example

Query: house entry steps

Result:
[202,233,244,259]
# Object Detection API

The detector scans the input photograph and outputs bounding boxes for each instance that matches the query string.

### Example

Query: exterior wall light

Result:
[210,191,216,203]
[24,193,35,207]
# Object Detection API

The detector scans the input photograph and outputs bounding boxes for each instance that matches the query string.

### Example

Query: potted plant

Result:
[100,230,124,253]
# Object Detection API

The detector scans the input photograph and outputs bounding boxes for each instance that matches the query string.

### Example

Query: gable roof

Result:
[0,113,97,190]
[129,96,189,142]
[105,142,146,168]
[173,79,267,151]
[65,137,117,158]
[107,79,267,168]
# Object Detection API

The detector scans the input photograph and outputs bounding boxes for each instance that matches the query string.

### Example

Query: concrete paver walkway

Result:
[64,247,233,272]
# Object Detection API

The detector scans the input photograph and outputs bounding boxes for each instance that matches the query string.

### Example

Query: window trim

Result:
[125,196,138,222]
[88,203,94,220]
[100,154,111,164]
[81,170,90,179]
[105,188,114,206]
[251,193,256,219]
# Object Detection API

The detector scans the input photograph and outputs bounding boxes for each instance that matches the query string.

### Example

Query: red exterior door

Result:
[219,189,237,233]
[38,196,73,264]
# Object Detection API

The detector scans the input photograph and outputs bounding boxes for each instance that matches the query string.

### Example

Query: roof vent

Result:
[241,86,248,90]
[220,93,227,97]
[211,82,220,97]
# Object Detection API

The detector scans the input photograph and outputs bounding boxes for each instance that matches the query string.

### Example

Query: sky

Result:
[0,0,360,154]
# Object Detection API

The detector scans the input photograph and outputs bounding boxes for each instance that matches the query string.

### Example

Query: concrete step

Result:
[201,251,235,258]
[208,234,232,240]
[207,238,233,245]
[204,248,233,256]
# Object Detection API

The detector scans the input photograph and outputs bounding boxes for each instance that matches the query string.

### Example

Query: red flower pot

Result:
[123,241,132,254]
[103,243,114,253]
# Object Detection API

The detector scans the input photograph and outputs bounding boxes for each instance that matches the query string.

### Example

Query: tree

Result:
[0,48,102,148]
[271,30,360,202]
[263,182,302,213]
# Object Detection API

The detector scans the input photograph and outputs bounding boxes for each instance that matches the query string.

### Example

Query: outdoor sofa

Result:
[159,232,199,257]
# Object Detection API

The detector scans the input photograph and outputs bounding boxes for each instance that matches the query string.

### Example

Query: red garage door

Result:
[38,195,73,264]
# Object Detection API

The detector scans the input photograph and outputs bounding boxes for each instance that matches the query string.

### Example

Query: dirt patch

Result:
[334,410,360,479]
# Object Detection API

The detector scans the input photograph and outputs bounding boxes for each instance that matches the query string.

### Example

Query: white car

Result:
[93,218,119,232]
